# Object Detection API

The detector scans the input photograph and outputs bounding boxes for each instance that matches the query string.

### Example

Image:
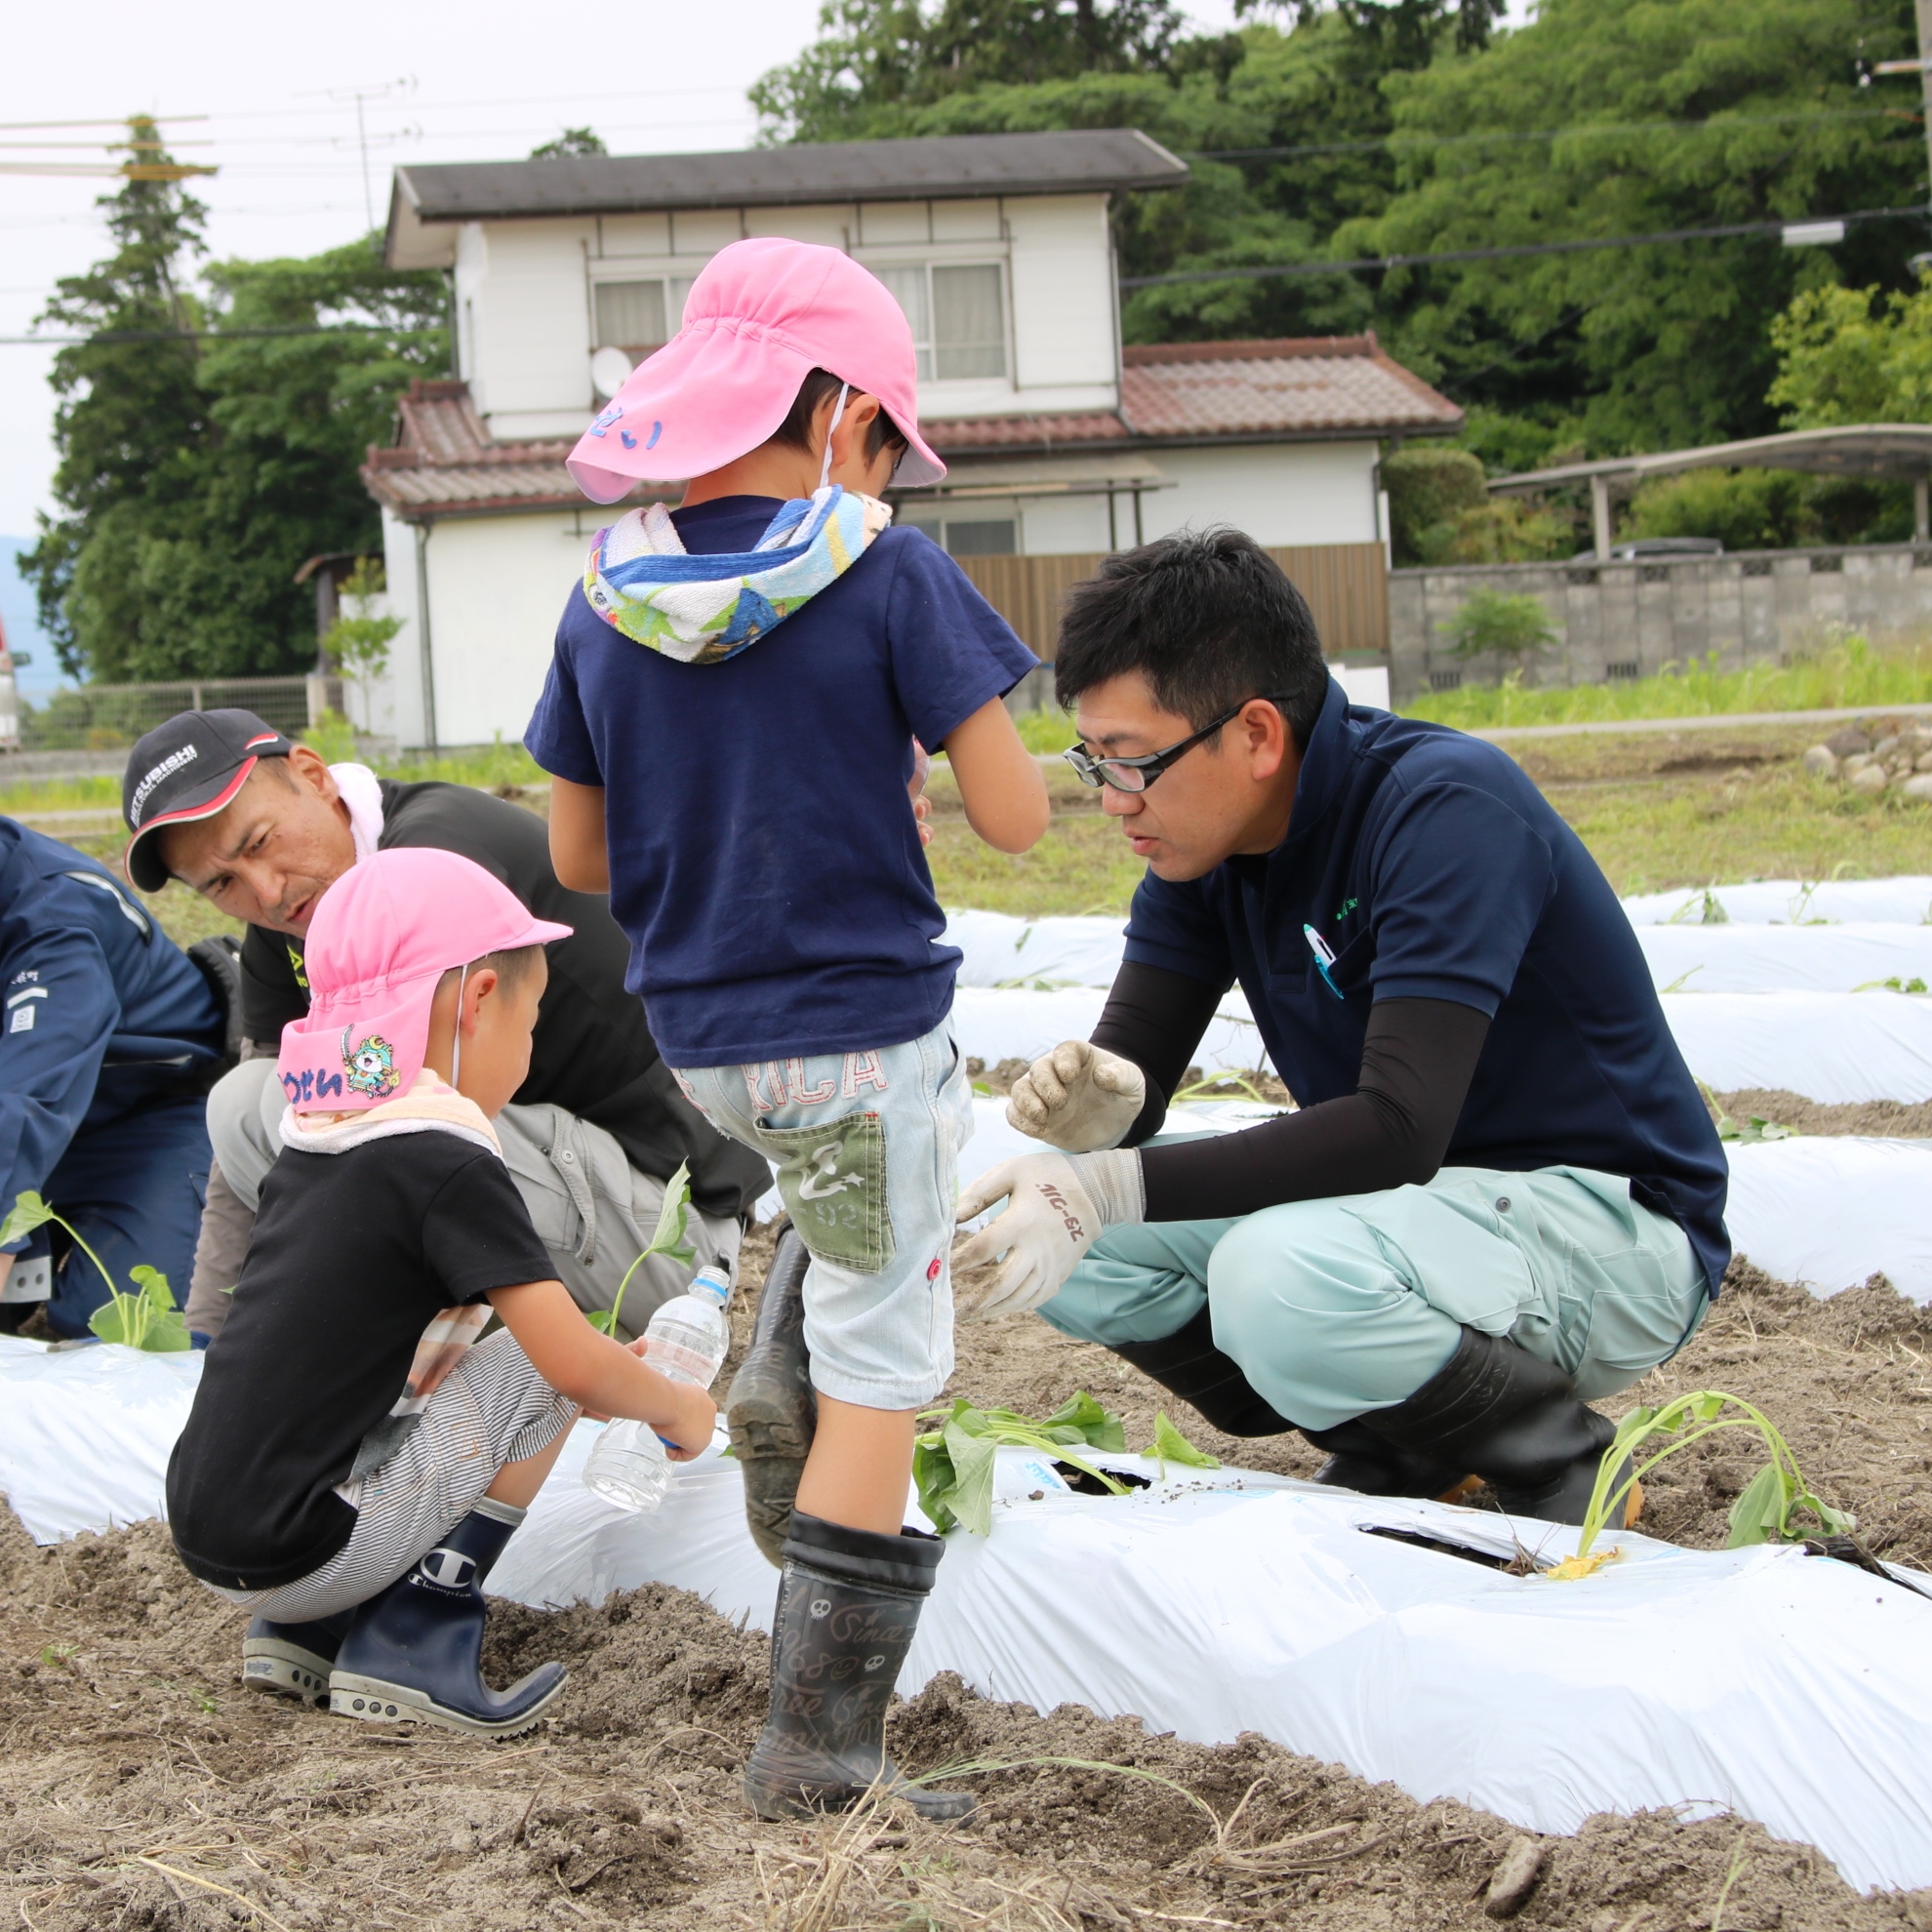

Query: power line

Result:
[0,322,443,347]
[1182,105,1922,164]
[1118,202,1929,290]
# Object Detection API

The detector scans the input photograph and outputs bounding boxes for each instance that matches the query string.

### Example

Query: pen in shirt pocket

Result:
[1303,922,1346,1000]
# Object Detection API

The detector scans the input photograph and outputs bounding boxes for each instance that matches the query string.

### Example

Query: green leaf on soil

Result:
[1145,1410,1219,1471]
[1042,1390,1127,1451]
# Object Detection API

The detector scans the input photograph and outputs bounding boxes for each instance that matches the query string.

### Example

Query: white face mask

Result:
[449,961,469,1089]
[818,382,850,493]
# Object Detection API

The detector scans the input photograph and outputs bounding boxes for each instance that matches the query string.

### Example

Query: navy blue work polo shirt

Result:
[1123,681,1731,1296]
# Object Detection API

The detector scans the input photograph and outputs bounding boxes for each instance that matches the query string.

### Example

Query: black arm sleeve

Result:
[1139,997,1491,1223]
[1090,961,1229,1147]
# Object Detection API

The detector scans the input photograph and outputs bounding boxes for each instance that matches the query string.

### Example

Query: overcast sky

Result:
[0,0,1531,676]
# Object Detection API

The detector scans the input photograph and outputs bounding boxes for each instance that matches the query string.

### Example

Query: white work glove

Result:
[950,1147,1145,1321]
[1005,1039,1147,1152]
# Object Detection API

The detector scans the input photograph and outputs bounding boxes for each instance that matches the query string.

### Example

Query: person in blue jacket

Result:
[0,818,226,1339]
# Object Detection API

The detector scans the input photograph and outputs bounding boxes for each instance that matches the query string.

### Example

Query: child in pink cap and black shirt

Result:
[525,236,1050,1821]
[167,846,716,1736]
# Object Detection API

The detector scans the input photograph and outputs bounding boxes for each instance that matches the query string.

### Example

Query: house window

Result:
[592,275,699,357]
[1429,669,1462,693]
[1606,660,1641,682]
[906,516,1016,557]
[871,262,1007,381]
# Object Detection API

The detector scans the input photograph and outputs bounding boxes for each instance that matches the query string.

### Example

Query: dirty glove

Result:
[1005,1039,1147,1152]
[950,1148,1145,1320]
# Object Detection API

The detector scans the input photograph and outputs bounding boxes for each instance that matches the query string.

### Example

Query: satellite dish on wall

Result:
[590,346,633,399]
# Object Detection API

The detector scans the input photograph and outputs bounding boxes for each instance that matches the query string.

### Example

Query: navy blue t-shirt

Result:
[525,497,1037,1067]
[1124,682,1731,1295]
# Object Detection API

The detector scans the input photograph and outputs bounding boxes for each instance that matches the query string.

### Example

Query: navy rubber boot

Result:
[242,1611,352,1708]
[744,1512,974,1823]
[328,1503,565,1737]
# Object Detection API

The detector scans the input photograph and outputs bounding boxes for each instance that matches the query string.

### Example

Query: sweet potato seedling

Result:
[913,1391,1217,1535]
[1548,1389,1852,1581]
[0,1190,190,1351]
[584,1160,694,1338]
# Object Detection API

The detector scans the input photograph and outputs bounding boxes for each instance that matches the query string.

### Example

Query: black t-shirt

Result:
[236,778,768,1221]
[167,1134,555,1590]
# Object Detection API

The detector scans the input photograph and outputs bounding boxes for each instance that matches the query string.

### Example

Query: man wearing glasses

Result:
[952,529,1728,1527]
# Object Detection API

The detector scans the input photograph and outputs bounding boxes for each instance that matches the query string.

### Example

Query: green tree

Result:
[752,0,1189,141]
[530,127,608,158]
[323,556,403,731]
[1442,584,1558,658]
[20,119,209,677]
[27,206,447,683]
[1343,0,1923,459]
[1767,277,1932,427]
[1624,467,1811,550]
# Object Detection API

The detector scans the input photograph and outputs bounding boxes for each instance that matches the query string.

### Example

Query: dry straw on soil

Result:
[4,1232,1932,1931]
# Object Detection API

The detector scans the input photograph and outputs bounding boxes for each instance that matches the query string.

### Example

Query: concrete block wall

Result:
[1388,544,1932,704]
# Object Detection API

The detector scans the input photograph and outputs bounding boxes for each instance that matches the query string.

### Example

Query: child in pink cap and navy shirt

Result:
[526,236,1050,1820]
[166,846,716,1736]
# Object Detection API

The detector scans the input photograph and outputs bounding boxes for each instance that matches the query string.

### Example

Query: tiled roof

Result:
[362,382,614,518]
[390,131,1187,225]
[1120,335,1460,439]
[364,339,1458,518]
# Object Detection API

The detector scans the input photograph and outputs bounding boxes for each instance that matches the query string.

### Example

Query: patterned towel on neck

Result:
[283,1070,504,1429]
[584,485,891,664]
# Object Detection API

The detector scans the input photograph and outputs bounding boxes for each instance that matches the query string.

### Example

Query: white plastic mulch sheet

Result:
[1724,1138,1932,1305]
[946,911,1128,989]
[3,1345,1928,1896]
[945,906,1932,996]
[1622,878,1932,926]
[1634,923,1932,994]
[947,982,1932,1105]
[951,985,1263,1076]
[0,1335,200,1542]
[1657,990,1932,1104]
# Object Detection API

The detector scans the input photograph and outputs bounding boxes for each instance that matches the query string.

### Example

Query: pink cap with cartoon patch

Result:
[275,847,570,1113]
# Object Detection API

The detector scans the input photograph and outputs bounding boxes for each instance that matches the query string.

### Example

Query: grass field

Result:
[926,716,1932,915]
[13,714,1932,943]
[1404,633,1932,731]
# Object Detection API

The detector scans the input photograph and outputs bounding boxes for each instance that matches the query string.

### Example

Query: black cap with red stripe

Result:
[121,709,295,891]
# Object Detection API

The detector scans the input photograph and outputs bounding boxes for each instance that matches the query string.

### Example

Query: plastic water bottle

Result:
[582,1264,732,1513]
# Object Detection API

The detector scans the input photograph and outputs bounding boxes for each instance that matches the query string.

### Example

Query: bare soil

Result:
[5,1244,1931,1931]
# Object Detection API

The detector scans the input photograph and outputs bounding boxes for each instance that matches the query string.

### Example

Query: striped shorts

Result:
[208,1330,576,1623]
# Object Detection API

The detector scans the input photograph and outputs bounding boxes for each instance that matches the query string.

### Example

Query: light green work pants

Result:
[1036,1164,1711,1433]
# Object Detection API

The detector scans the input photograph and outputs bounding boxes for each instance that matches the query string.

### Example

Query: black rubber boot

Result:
[328,1502,565,1736]
[1299,1420,1475,1504]
[744,1512,973,1823]
[725,1225,817,1566]
[1355,1327,1636,1529]
[1107,1305,1294,1437]
[243,1610,352,1708]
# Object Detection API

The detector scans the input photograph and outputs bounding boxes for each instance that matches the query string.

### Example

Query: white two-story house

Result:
[365,130,1459,745]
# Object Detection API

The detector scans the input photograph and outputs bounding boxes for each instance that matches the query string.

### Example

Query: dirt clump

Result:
[1708,1086,1932,1140]
[6,1241,1932,1928]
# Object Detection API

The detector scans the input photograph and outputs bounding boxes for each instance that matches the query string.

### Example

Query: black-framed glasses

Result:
[1062,697,1289,793]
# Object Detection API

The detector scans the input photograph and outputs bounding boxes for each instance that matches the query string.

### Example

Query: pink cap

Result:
[566,237,946,502]
[276,848,571,1114]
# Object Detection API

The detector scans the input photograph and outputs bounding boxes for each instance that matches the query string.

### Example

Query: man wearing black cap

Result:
[122,710,770,1343]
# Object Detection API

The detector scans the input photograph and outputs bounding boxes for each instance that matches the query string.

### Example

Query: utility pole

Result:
[1872,3,1932,198]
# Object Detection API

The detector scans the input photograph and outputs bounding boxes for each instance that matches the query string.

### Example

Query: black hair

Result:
[1053,527,1330,751]
[769,367,908,466]
[437,945,545,997]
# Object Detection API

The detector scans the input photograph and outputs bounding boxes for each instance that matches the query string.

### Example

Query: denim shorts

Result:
[673,1021,972,1410]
